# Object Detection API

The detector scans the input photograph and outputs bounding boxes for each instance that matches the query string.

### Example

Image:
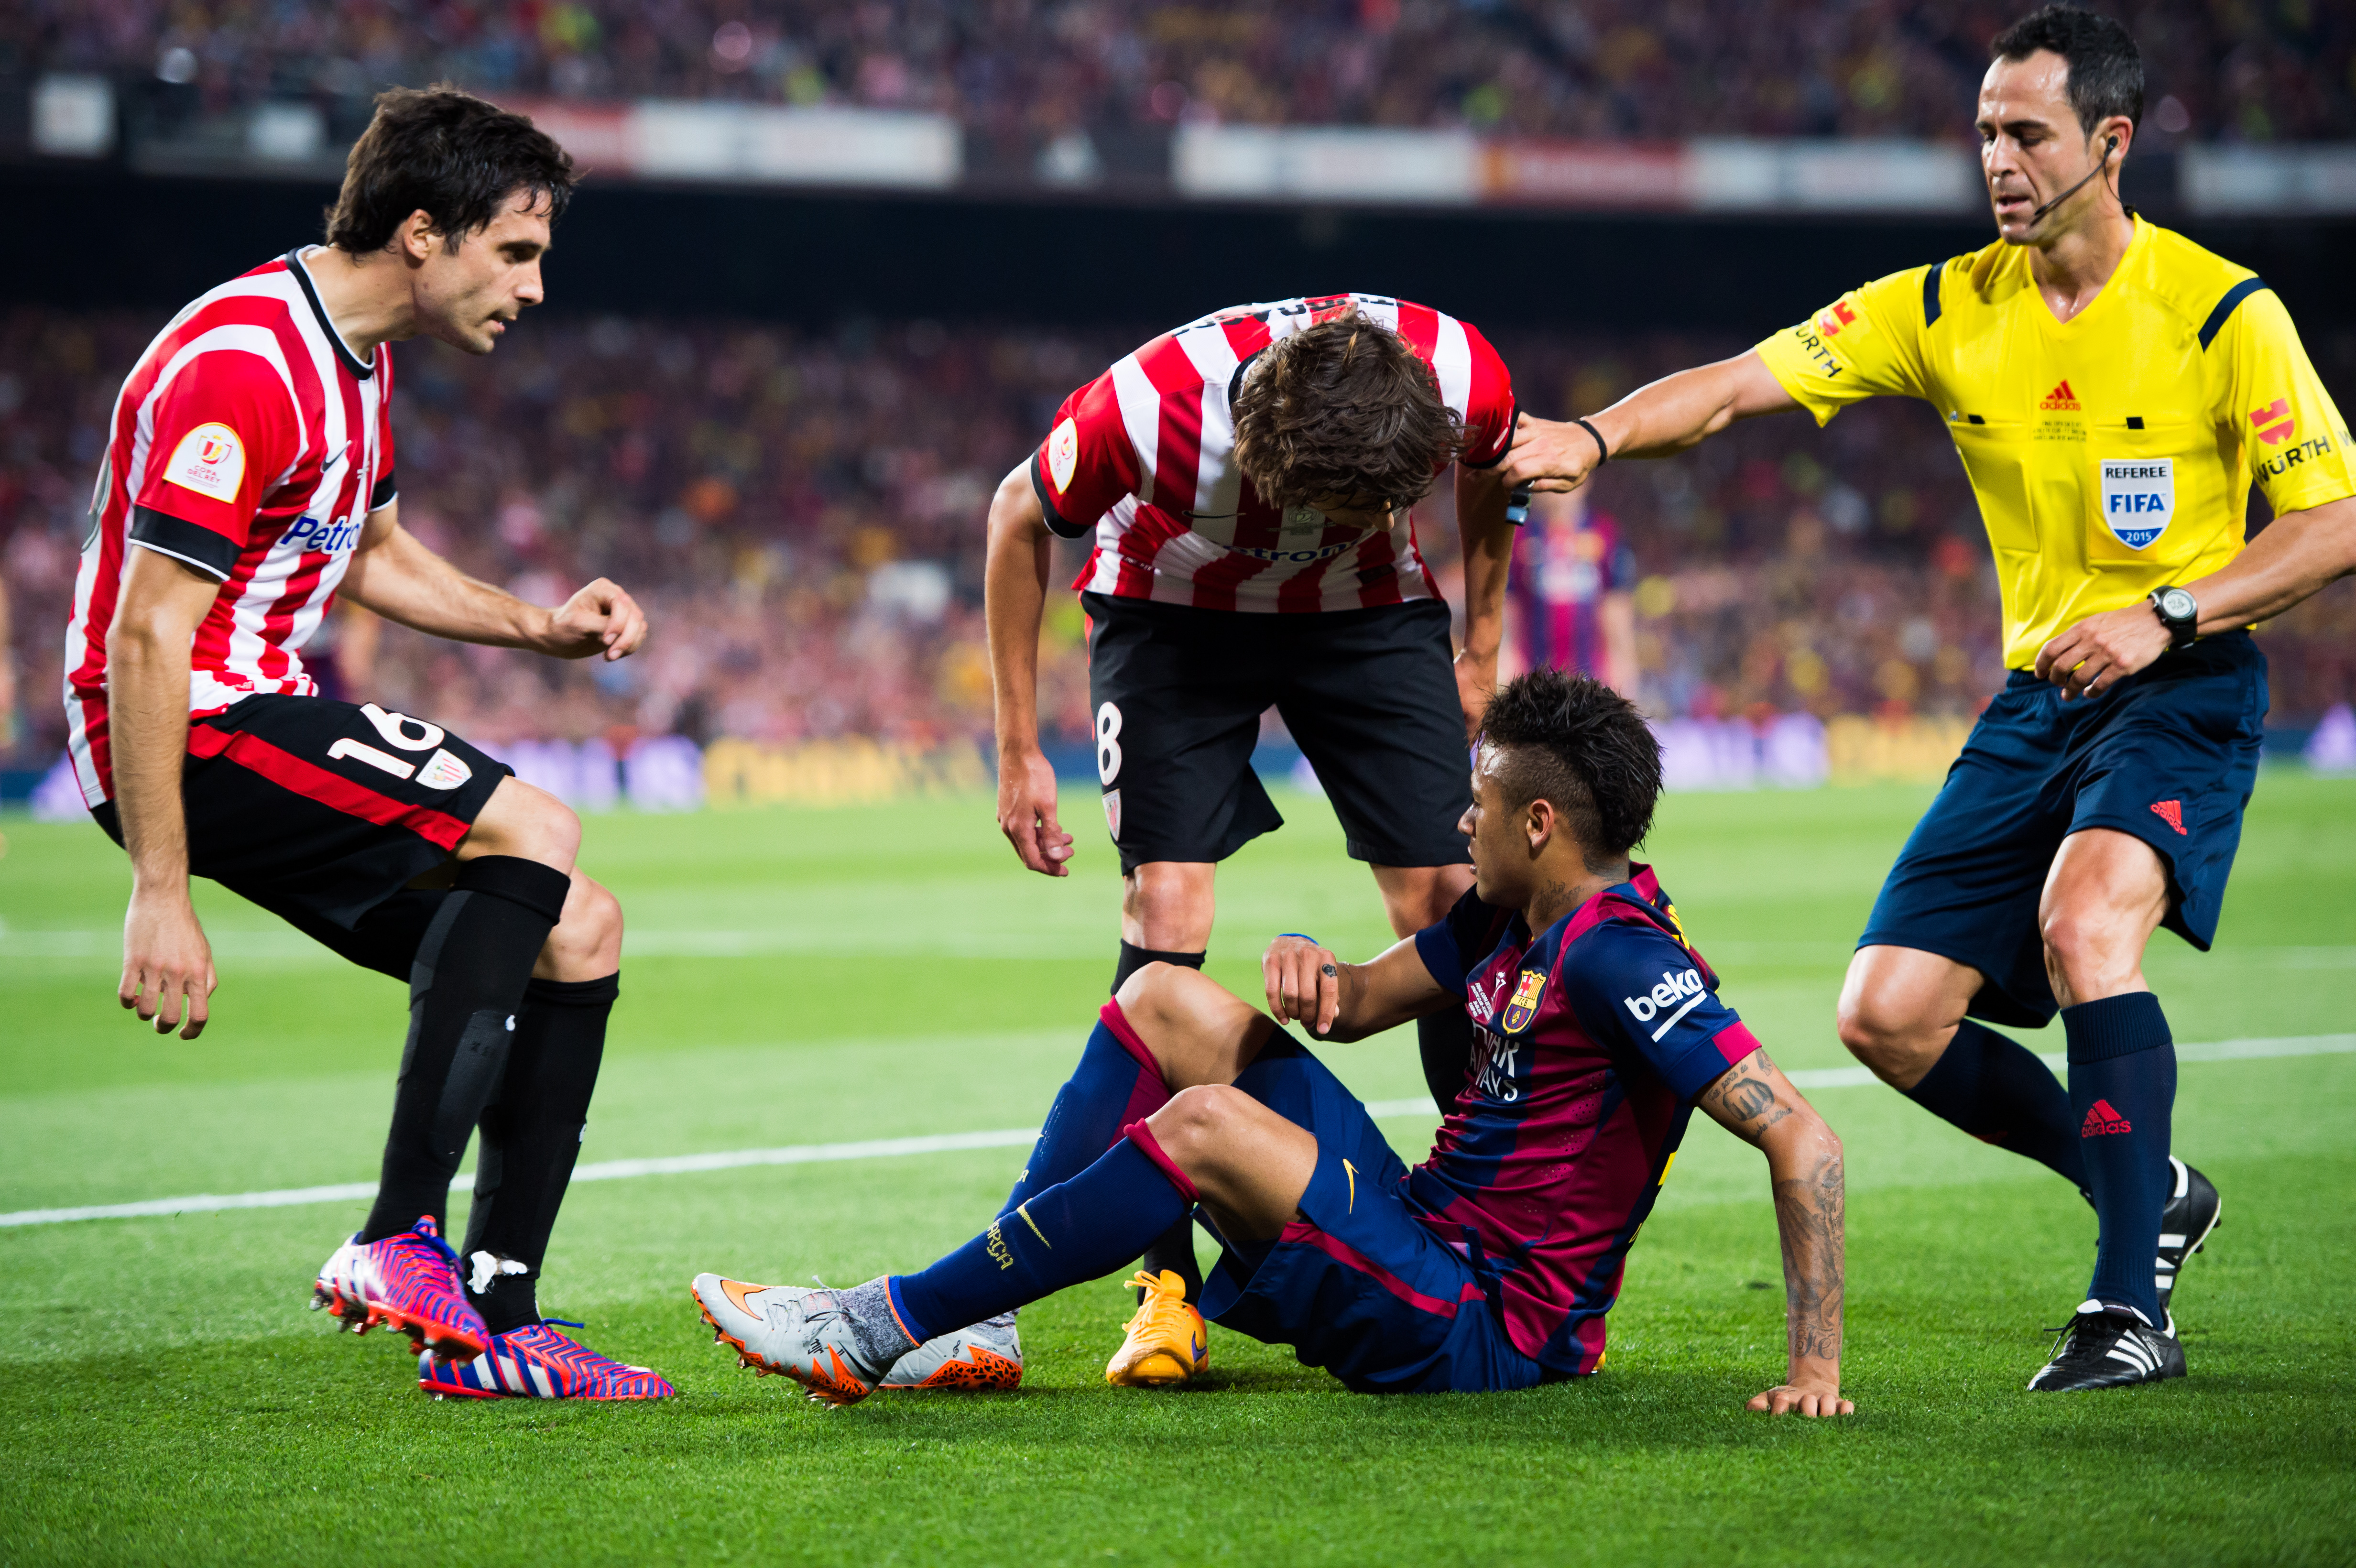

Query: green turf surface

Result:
[2,778,2352,1566]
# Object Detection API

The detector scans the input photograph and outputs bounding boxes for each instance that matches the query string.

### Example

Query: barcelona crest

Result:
[1500,970,1547,1034]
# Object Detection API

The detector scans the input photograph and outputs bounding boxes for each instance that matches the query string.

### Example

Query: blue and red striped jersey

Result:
[1408,866,1760,1376]
[1509,506,1635,677]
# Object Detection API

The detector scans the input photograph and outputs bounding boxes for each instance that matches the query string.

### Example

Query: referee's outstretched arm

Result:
[2034,493,2356,700]
[1500,352,1801,495]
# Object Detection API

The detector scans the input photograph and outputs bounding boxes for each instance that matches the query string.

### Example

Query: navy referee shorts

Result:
[1860,632,2268,1028]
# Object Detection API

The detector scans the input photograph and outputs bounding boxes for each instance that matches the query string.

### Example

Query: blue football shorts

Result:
[1860,631,2268,1027]
[1196,1031,1549,1395]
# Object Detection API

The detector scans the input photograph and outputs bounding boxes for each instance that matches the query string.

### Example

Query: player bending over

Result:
[1501,7,2356,1390]
[67,87,671,1400]
[691,671,1852,1414]
[986,294,1518,1378]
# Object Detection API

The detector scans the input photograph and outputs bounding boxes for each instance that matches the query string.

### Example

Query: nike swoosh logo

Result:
[1015,1203,1052,1248]
[720,1278,767,1318]
[1343,1159,1358,1214]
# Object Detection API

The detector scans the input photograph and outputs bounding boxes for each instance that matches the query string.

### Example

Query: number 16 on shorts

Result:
[1097,701,1122,841]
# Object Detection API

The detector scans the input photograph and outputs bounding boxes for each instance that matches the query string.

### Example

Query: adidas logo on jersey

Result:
[2082,1099,2133,1136]
[2039,379,2081,411]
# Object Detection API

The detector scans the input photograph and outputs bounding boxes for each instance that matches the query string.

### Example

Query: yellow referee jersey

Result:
[1754,216,2356,669]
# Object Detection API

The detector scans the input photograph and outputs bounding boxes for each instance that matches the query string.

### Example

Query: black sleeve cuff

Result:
[1460,398,1518,469]
[369,469,397,510]
[129,505,236,579]
[1031,450,1092,540]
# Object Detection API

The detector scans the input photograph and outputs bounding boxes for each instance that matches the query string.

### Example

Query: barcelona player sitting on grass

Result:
[692,670,1853,1413]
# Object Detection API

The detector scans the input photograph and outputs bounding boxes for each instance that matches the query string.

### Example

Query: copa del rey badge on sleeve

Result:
[2099,457,2174,549]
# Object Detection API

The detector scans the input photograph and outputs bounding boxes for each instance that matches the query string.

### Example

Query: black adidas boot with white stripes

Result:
[2027,1301,2186,1391]
[2155,1157,2222,1316]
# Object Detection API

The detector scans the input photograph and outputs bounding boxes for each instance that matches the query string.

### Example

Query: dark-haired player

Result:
[984,295,1519,1382]
[691,671,1853,1415]
[1503,6,2356,1390]
[64,87,673,1399]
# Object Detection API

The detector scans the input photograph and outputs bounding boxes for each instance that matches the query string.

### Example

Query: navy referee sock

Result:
[1901,1019,2088,1190]
[2064,992,2176,1324]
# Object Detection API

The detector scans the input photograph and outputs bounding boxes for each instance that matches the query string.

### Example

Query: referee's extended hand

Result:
[1499,412,1602,495]
[1264,934,1342,1038]
[2034,602,2170,701]
[997,744,1074,876]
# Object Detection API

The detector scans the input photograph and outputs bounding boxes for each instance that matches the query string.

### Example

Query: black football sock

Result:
[2066,992,2176,1325]
[462,972,616,1335]
[1900,1019,2089,1190]
[359,857,570,1245]
[1113,940,1203,992]
[1111,943,1205,1303]
[1417,1009,1474,1114]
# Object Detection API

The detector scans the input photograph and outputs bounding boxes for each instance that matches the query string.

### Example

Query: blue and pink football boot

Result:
[417,1320,676,1400]
[309,1215,489,1361]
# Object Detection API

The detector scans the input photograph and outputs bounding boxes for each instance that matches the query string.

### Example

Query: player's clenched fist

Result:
[1263,934,1342,1038]
[544,577,648,662]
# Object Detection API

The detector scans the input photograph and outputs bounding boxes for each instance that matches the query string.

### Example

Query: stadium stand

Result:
[9,0,2353,144]
[3,306,2348,784]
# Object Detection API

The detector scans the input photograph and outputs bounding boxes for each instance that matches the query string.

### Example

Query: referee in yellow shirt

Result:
[1504,5,2356,1392]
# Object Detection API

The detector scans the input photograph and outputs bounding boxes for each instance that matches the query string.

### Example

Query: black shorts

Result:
[1860,632,2268,1027]
[92,694,512,982]
[1082,592,1472,873]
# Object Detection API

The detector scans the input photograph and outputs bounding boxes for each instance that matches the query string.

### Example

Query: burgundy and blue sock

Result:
[1001,1001,1172,1214]
[1901,1018,2089,1190]
[1112,944,1205,1301]
[2065,992,2176,1323]
[889,1124,1197,1343]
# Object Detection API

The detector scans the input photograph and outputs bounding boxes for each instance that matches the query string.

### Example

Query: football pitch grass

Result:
[2,778,2352,1566]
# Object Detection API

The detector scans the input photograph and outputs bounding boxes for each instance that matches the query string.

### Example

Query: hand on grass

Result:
[1747,1378,1852,1417]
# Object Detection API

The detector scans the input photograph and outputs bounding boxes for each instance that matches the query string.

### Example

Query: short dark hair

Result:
[1231,314,1466,513]
[1479,669,1662,866]
[1992,5,2144,134]
[325,86,575,254]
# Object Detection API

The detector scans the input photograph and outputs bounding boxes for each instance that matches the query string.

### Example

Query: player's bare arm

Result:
[108,547,225,1039]
[338,499,645,662]
[1452,462,1514,740]
[1262,932,1454,1043]
[1698,1046,1852,1417]
[2035,493,2356,699]
[1501,352,1801,493]
[982,459,1074,877]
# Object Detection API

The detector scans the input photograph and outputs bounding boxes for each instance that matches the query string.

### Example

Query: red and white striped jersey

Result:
[1031,293,1516,613]
[63,250,397,806]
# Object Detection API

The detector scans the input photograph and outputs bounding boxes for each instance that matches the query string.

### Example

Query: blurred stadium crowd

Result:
[3,304,2350,775]
[12,0,2354,145]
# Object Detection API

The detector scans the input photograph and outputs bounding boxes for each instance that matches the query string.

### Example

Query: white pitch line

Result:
[3,1034,2350,1230]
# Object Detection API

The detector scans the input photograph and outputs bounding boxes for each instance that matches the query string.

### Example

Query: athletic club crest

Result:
[1500,969,1546,1033]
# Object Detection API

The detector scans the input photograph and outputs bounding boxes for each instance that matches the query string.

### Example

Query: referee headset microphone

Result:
[2028,133,2123,227]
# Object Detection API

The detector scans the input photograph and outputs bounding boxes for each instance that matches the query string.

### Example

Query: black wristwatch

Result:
[2149,586,2198,650]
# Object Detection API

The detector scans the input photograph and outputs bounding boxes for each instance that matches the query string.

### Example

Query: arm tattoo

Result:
[1774,1145,1845,1364]
[1701,1050,1792,1143]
